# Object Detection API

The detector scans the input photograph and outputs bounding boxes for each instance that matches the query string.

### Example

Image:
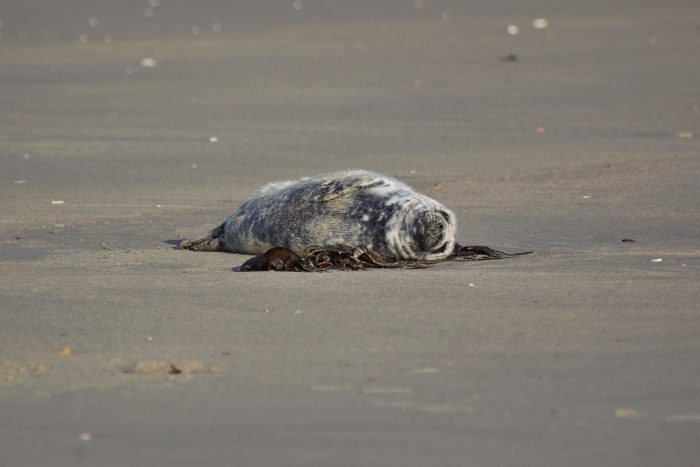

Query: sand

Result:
[1,1,699,465]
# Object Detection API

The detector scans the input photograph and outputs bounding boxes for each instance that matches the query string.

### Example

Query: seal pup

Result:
[180,170,457,261]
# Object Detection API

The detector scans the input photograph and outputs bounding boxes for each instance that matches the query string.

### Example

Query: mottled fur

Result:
[180,170,457,261]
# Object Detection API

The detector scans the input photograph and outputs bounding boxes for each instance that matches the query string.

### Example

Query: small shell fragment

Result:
[209,136,218,142]
[140,58,157,67]
[51,200,64,204]
[614,408,641,418]
[674,132,693,138]
[650,258,662,263]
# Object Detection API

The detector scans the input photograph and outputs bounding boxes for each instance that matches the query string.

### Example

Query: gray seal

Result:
[180,170,457,261]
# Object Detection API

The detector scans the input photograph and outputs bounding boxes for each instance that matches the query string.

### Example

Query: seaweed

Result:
[239,244,531,272]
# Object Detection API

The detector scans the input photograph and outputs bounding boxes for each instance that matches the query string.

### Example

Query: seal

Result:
[179,170,457,261]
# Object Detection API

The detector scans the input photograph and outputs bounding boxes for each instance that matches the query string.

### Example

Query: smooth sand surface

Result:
[1,1,699,465]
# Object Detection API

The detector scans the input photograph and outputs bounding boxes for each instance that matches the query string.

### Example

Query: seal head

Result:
[413,210,452,255]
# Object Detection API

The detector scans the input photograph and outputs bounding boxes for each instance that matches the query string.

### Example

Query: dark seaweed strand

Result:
[238,244,531,272]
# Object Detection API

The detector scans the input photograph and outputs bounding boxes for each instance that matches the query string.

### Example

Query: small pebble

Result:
[140,58,157,67]
[650,258,662,263]
[507,25,519,35]
[621,238,636,242]
[674,132,693,138]
[295,310,301,314]
[468,283,474,287]
[51,200,64,204]
[209,136,218,142]
[582,195,591,199]
[14,180,26,184]
[532,18,548,29]
[147,336,153,341]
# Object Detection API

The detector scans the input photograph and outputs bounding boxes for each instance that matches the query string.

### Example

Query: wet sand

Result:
[1,1,699,465]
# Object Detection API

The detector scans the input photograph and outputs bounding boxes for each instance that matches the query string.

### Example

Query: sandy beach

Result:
[1,1,699,465]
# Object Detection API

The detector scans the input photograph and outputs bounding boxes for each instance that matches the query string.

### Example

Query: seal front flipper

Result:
[179,222,227,251]
[318,172,387,202]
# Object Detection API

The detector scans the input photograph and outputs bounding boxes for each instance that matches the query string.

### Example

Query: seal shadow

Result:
[164,239,183,248]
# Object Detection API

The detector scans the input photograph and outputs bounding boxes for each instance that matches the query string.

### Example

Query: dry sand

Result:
[1,1,699,465]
